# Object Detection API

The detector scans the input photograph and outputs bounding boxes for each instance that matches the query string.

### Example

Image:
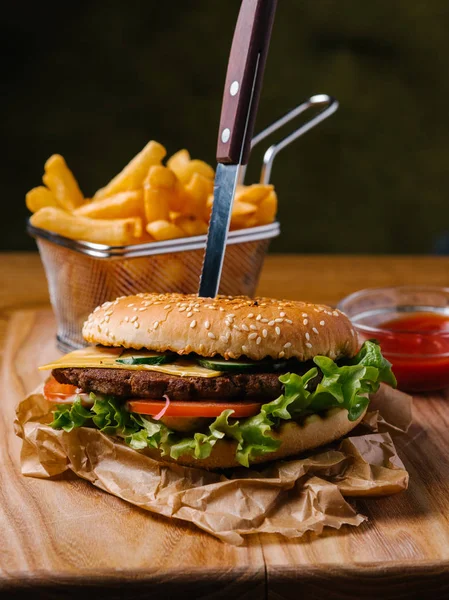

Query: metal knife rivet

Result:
[221,128,231,143]
[230,81,239,96]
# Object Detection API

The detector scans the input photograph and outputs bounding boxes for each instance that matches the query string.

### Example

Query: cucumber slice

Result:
[198,357,287,373]
[116,352,172,366]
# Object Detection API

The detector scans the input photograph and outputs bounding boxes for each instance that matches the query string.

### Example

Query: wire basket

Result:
[28,221,280,352]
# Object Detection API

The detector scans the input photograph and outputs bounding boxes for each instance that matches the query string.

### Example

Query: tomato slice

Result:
[126,399,261,418]
[44,377,78,400]
[43,376,92,405]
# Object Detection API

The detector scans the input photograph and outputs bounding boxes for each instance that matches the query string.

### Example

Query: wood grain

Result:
[2,253,449,598]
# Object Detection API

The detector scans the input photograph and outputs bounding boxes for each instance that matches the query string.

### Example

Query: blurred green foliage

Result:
[3,0,449,252]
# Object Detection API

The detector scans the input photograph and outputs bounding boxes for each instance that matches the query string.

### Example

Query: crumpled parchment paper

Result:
[14,384,411,544]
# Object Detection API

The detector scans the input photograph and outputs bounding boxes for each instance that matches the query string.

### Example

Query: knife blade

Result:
[199,0,278,298]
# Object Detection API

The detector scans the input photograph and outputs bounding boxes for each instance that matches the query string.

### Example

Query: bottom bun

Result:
[144,407,367,470]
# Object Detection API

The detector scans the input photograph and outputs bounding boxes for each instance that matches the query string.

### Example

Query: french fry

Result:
[230,200,258,230]
[172,215,209,236]
[43,155,85,210]
[168,149,214,184]
[26,186,59,213]
[30,207,142,245]
[256,190,278,225]
[235,184,274,204]
[175,159,215,184]
[146,220,185,241]
[143,166,178,221]
[74,190,144,219]
[183,173,214,216]
[167,149,190,173]
[94,140,166,199]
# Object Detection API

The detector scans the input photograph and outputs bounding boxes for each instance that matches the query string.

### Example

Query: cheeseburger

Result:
[40,293,396,469]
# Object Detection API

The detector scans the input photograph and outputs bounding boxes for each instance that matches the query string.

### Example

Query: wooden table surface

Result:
[2,252,449,599]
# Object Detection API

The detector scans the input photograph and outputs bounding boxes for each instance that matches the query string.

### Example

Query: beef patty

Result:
[52,365,321,402]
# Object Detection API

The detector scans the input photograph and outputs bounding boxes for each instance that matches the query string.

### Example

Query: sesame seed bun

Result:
[142,406,367,469]
[83,293,358,362]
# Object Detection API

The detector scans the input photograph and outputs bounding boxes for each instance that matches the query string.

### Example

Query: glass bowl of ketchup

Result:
[337,286,449,392]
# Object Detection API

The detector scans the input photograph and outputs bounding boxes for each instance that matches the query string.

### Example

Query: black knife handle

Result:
[216,0,278,165]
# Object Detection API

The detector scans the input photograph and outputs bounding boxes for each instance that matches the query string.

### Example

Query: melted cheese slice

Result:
[39,346,223,378]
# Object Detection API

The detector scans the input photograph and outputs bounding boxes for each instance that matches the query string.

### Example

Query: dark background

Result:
[3,0,449,253]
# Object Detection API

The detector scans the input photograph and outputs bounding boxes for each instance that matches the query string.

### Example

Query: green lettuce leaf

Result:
[50,340,395,467]
[51,398,92,432]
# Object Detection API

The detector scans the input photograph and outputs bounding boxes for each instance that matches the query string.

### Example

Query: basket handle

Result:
[240,94,338,184]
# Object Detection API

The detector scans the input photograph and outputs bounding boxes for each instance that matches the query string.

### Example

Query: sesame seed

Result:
[275,326,281,335]
[179,307,186,312]
[193,308,200,313]
[250,324,257,330]
[134,322,140,329]
[138,307,147,312]
[302,313,308,318]
[241,324,249,332]
[205,320,210,330]
[133,307,138,312]
[275,318,283,323]
[284,342,292,348]
[262,329,268,338]
[285,319,293,324]
[130,316,138,323]
[303,319,308,325]
[256,314,262,321]
[228,314,235,318]
[187,311,193,317]
[333,310,339,316]
[164,304,171,309]
[248,313,254,318]
[248,332,257,340]
[280,312,286,317]
[190,320,196,328]
[208,332,216,339]
[261,318,269,323]
[305,332,310,341]
[124,316,129,322]
[256,336,261,345]
[268,320,275,326]
[105,310,113,316]
[278,351,285,358]
[154,321,159,329]
[127,304,134,307]
[104,316,110,322]
[306,342,313,349]
[242,345,249,354]
[312,327,319,334]
[219,307,225,312]
[320,320,325,326]
[233,325,241,331]
[94,306,100,313]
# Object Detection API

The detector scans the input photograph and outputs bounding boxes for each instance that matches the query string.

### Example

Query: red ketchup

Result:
[357,312,449,392]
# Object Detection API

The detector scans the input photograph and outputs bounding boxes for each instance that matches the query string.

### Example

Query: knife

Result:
[198,0,278,298]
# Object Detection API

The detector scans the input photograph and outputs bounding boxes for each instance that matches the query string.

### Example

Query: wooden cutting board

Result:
[2,308,449,599]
